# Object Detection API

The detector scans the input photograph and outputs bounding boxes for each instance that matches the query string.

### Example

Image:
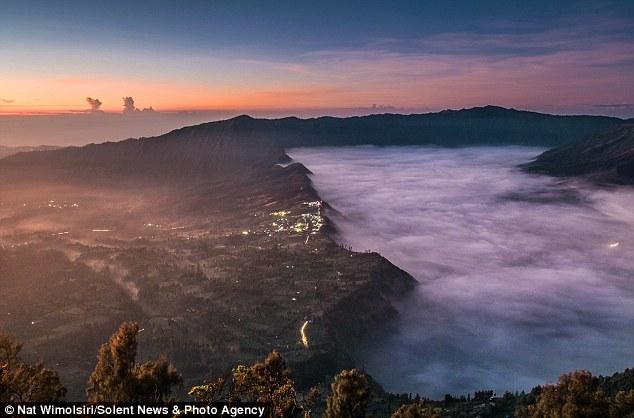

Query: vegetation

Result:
[86,322,181,402]
[2,326,634,417]
[188,377,226,403]
[189,350,320,418]
[390,401,441,418]
[610,390,634,418]
[514,370,634,418]
[231,350,301,416]
[324,369,372,418]
[0,333,66,401]
[526,123,634,184]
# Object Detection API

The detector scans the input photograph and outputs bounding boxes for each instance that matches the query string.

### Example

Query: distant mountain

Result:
[0,106,622,186]
[525,124,634,184]
[0,126,285,185]
[164,105,619,149]
[0,144,60,159]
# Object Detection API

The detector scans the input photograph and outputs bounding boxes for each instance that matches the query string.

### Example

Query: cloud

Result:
[122,96,136,113]
[121,96,156,114]
[85,97,103,112]
[1,98,15,104]
[288,14,634,110]
[293,36,634,110]
[290,146,634,397]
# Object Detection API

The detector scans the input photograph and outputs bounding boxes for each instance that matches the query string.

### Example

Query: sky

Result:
[0,0,634,145]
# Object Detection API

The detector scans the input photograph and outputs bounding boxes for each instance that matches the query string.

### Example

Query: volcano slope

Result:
[525,123,634,185]
[0,119,415,399]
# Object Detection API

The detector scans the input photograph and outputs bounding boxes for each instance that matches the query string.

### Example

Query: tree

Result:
[232,350,300,417]
[86,322,181,402]
[0,364,6,400]
[189,351,319,418]
[525,370,610,418]
[391,401,441,418]
[0,333,66,401]
[610,390,634,418]
[473,390,494,403]
[300,387,321,418]
[134,355,182,402]
[325,369,372,418]
[189,378,226,402]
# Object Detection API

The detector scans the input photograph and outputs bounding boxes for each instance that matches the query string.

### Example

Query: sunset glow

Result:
[2,1,633,116]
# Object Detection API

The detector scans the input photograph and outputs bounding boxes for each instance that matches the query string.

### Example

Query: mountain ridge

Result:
[0,106,622,187]
[524,124,634,184]
[0,144,60,159]
[155,105,622,148]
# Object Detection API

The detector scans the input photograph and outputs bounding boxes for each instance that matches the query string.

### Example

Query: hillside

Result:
[0,115,416,398]
[267,106,620,147]
[0,106,621,186]
[0,144,59,159]
[188,106,619,148]
[525,124,634,184]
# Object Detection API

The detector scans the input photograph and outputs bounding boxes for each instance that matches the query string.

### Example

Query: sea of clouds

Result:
[289,146,634,397]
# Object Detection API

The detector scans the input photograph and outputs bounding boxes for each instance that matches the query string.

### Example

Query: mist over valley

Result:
[290,146,634,397]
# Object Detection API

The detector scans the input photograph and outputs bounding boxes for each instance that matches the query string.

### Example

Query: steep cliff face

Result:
[292,254,417,388]
[525,124,634,184]
[270,160,418,387]
[323,255,416,353]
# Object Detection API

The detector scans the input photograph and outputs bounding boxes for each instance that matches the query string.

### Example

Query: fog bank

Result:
[290,146,634,397]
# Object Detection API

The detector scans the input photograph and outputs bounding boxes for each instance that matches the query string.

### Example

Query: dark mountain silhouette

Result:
[0,106,621,186]
[0,126,285,185]
[525,124,634,184]
[264,105,620,148]
[0,144,60,159]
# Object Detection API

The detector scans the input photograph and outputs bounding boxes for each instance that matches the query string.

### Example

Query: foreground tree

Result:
[189,377,227,402]
[0,333,66,401]
[232,350,299,416]
[325,369,372,418]
[610,390,634,418]
[86,322,181,402]
[0,364,6,400]
[391,401,441,418]
[189,351,319,418]
[523,370,610,418]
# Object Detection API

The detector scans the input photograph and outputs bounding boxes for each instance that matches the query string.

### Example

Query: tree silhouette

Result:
[610,390,634,418]
[232,350,300,417]
[86,322,181,402]
[391,401,441,418]
[190,351,319,418]
[325,369,371,418]
[134,355,182,402]
[189,377,226,402]
[0,333,66,401]
[525,370,610,417]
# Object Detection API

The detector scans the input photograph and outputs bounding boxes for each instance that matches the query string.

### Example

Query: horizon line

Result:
[0,104,631,120]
